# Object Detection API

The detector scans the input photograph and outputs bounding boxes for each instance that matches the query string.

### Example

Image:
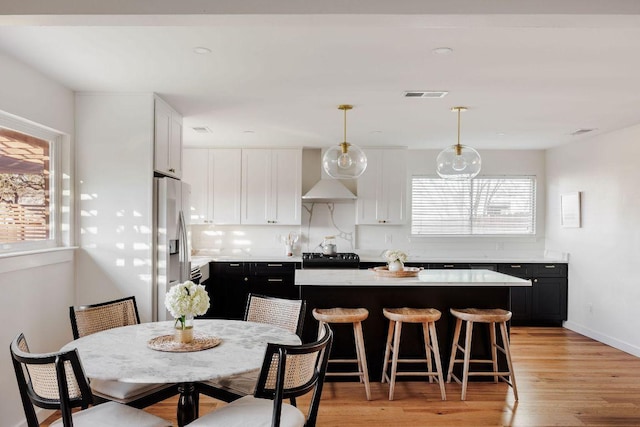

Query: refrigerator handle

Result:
[178,210,190,282]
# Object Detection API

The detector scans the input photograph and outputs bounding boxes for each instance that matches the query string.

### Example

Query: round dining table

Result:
[61,318,301,426]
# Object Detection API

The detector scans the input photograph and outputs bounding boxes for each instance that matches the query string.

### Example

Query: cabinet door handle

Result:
[378,220,387,223]
[533,278,538,283]
[244,277,249,282]
[510,265,522,268]
[544,265,556,269]
[443,264,454,268]
[229,263,240,267]
[267,278,284,282]
[267,264,283,267]
[169,168,175,173]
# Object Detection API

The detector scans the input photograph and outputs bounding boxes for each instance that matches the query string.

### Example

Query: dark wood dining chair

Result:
[189,323,333,427]
[69,296,178,407]
[10,332,171,427]
[198,294,306,403]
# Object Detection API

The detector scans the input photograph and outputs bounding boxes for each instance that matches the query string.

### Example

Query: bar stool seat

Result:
[381,308,446,401]
[447,308,518,401]
[312,308,371,400]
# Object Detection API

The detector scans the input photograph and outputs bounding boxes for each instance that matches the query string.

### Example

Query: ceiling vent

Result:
[404,91,448,98]
[192,126,212,134]
[570,128,596,136]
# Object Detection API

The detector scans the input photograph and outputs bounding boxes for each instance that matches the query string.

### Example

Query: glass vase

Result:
[174,314,194,344]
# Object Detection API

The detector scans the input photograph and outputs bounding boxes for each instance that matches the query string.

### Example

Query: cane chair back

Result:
[244,294,306,337]
[70,296,140,339]
[69,296,177,407]
[10,333,170,427]
[189,324,333,427]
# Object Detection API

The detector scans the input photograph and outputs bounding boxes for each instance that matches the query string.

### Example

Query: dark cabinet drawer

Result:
[250,262,295,276]
[428,263,496,270]
[533,263,567,277]
[498,264,532,279]
[213,262,248,276]
[429,263,469,269]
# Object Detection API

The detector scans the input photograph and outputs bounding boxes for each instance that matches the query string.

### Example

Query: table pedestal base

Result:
[177,382,199,427]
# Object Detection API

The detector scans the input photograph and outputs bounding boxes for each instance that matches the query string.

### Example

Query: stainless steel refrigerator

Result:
[154,176,191,321]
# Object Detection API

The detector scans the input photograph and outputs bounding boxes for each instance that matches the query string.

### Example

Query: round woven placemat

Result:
[147,333,222,353]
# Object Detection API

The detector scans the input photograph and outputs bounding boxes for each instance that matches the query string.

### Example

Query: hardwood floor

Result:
[42,327,640,426]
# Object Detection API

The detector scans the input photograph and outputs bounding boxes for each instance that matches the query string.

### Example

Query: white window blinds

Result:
[411,176,536,235]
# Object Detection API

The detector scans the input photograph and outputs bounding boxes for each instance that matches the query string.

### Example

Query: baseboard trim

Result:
[563,320,640,358]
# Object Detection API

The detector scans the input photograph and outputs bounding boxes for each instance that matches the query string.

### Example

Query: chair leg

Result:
[500,321,519,401]
[353,324,364,384]
[489,322,499,383]
[447,318,463,383]
[422,322,433,384]
[428,321,447,401]
[461,321,474,401]
[354,321,371,401]
[381,319,395,383]
[388,320,403,401]
[317,320,325,340]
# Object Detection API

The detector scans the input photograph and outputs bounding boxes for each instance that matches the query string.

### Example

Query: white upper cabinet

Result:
[356,148,407,225]
[183,149,241,225]
[241,149,302,225]
[154,97,182,178]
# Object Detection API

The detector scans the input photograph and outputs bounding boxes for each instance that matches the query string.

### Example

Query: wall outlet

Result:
[385,234,392,244]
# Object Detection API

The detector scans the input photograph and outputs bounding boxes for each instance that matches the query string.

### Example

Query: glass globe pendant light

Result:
[322,104,368,179]
[436,106,481,180]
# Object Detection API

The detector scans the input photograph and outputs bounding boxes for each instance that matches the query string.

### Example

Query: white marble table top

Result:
[295,268,531,287]
[61,319,300,384]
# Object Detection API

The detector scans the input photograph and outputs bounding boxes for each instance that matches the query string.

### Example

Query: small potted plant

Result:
[164,281,210,343]
[384,250,408,272]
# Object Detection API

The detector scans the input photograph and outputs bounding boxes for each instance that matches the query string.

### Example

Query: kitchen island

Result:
[296,269,531,382]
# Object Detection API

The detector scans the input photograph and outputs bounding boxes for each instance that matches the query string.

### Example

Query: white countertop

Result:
[295,268,531,287]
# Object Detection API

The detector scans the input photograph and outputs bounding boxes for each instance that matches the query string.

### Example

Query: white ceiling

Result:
[2,3,640,150]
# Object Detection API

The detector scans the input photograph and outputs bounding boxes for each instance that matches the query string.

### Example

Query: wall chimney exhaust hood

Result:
[302,179,356,202]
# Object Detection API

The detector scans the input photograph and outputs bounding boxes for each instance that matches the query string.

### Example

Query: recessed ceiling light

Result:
[432,47,453,55]
[193,47,212,55]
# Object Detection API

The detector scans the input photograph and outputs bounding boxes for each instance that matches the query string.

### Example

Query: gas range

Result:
[302,252,360,269]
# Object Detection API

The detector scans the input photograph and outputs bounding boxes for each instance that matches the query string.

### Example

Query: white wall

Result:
[75,93,155,322]
[546,124,640,357]
[0,51,75,427]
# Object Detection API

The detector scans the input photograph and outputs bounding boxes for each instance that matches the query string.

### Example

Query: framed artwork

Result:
[561,192,581,228]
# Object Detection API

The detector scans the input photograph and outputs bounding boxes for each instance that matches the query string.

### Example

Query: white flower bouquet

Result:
[383,250,408,263]
[164,281,210,329]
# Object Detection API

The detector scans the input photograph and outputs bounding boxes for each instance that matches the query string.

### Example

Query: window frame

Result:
[0,112,62,253]
[410,175,537,238]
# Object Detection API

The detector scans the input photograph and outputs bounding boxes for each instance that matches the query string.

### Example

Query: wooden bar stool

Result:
[447,308,518,401]
[312,308,371,400]
[381,308,446,401]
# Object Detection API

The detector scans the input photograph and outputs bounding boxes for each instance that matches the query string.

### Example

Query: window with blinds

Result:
[411,176,536,235]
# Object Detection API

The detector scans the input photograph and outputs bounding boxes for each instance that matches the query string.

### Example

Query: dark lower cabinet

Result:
[203,261,297,319]
[498,263,568,326]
